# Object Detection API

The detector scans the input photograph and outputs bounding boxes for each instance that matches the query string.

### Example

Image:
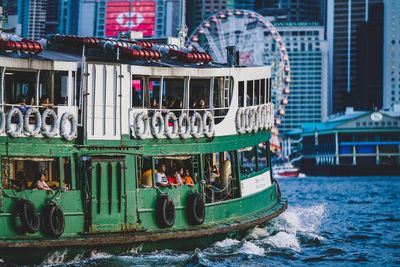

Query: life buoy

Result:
[257,106,265,131]
[164,112,178,139]
[178,113,191,139]
[6,107,23,137]
[186,192,205,225]
[261,105,268,130]
[202,111,215,138]
[251,108,258,133]
[156,194,175,228]
[191,112,203,139]
[151,111,164,139]
[60,112,77,141]
[244,108,253,133]
[41,108,59,138]
[0,109,5,134]
[235,108,246,134]
[23,108,42,137]
[43,202,65,237]
[135,112,150,140]
[18,199,40,234]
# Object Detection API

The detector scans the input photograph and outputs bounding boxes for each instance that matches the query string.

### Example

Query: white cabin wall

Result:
[121,64,132,136]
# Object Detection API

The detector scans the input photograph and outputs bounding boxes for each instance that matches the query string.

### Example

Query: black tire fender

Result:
[43,202,65,237]
[18,199,40,234]
[156,195,175,228]
[186,192,206,225]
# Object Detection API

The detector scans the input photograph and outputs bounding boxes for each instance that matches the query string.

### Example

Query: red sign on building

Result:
[105,1,155,37]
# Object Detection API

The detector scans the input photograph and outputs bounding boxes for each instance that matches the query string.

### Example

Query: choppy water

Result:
[3,176,400,266]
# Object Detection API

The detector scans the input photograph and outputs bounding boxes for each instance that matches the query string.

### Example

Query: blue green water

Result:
[4,176,400,266]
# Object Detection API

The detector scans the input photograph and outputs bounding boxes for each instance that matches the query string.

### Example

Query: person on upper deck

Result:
[17,94,29,114]
[40,95,54,108]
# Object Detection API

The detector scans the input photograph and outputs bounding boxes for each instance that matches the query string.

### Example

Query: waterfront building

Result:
[383,0,400,110]
[275,22,328,134]
[58,0,80,35]
[327,0,384,114]
[78,0,180,38]
[301,108,400,175]
[17,0,47,39]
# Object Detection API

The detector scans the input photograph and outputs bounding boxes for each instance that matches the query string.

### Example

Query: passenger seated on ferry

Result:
[141,169,153,187]
[172,168,184,186]
[40,95,53,108]
[197,99,206,109]
[10,171,27,191]
[151,97,158,109]
[156,164,171,188]
[35,172,53,192]
[165,96,176,109]
[182,169,194,187]
[210,165,220,186]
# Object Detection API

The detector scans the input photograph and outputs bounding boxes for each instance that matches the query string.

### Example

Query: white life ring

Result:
[151,111,164,139]
[6,107,23,137]
[265,104,271,129]
[251,108,258,133]
[262,104,268,130]
[129,108,138,138]
[235,108,246,134]
[268,104,274,128]
[164,112,178,139]
[60,112,77,141]
[244,108,253,133]
[41,108,59,138]
[257,106,265,131]
[23,108,42,137]
[0,109,5,134]
[135,112,150,140]
[202,111,215,138]
[178,113,191,139]
[191,112,203,139]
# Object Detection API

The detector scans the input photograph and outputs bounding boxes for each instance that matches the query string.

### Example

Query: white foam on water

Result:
[0,259,4,263]
[247,227,270,240]
[240,241,265,256]
[89,251,112,260]
[265,231,301,252]
[214,238,240,248]
[41,249,68,266]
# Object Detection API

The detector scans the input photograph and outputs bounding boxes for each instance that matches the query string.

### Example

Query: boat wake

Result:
[35,204,327,266]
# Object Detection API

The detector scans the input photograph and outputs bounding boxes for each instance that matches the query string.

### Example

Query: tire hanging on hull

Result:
[186,192,205,225]
[18,199,40,234]
[156,195,176,228]
[42,202,65,238]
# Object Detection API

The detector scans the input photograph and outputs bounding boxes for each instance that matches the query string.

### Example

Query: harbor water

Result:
[2,176,399,266]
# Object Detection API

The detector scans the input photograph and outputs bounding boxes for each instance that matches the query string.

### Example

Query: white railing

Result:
[0,104,78,140]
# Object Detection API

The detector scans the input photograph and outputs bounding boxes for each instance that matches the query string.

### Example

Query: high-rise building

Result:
[17,0,47,39]
[327,0,383,114]
[59,0,80,35]
[274,22,328,133]
[255,0,325,24]
[78,0,181,38]
[383,0,400,110]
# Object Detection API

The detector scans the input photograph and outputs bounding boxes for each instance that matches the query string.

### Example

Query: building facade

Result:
[383,0,400,110]
[327,0,384,114]
[17,0,47,39]
[275,22,328,134]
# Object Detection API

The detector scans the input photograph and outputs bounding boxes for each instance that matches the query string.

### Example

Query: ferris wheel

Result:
[186,9,290,126]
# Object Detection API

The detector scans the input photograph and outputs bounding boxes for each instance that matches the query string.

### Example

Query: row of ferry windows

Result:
[138,142,269,189]
[238,78,272,107]
[131,76,233,111]
[0,68,78,107]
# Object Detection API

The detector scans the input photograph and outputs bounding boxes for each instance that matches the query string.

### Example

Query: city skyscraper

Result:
[327,0,384,114]
[17,0,47,39]
[383,0,400,110]
[58,0,80,35]
[275,22,328,133]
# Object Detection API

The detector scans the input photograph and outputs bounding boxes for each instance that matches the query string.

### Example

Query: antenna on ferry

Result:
[178,0,188,48]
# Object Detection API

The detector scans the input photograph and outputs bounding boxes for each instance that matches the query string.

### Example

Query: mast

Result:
[177,0,188,48]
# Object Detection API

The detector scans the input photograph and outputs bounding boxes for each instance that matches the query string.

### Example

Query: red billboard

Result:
[105,1,155,37]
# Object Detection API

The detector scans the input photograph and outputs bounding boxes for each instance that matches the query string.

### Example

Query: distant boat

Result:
[273,161,301,178]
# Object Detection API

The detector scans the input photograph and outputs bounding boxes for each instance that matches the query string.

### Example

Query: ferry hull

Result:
[0,199,287,264]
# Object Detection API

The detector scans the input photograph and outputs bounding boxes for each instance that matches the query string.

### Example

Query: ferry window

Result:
[149,78,161,109]
[268,79,272,102]
[162,79,184,110]
[257,142,268,170]
[238,81,245,107]
[53,71,69,105]
[1,157,62,190]
[4,70,37,105]
[38,71,69,106]
[246,80,254,106]
[138,156,153,188]
[189,79,210,109]
[239,146,257,175]
[255,80,260,105]
[213,77,233,122]
[261,79,266,104]
[153,156,197,186]
[132,76,144,108]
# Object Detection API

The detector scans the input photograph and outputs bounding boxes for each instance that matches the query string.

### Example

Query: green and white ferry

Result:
[0,33,287,263]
